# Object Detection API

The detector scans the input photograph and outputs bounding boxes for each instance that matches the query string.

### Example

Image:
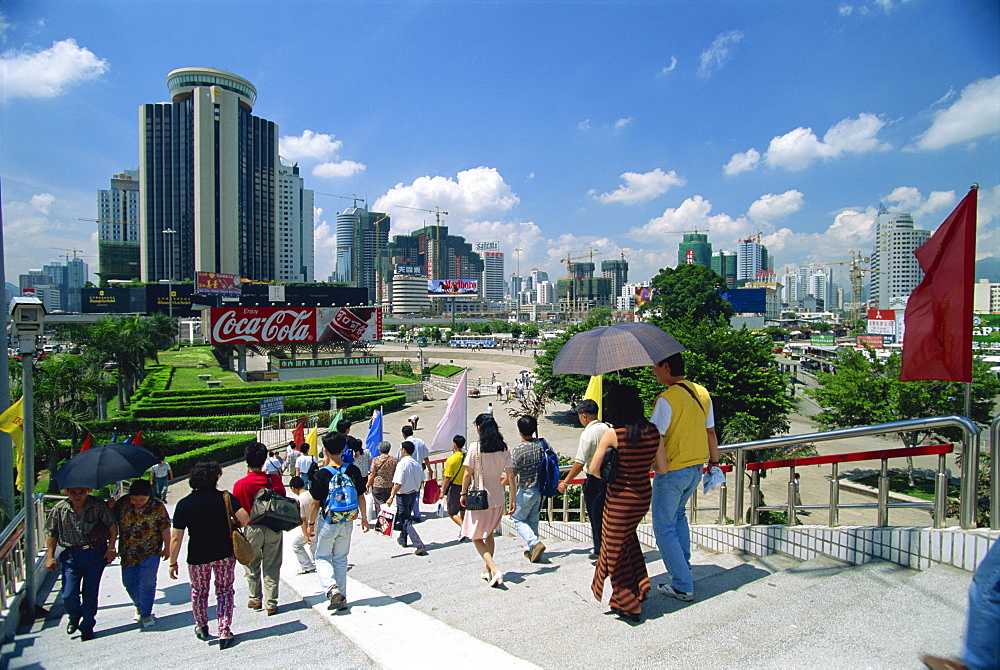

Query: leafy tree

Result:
[509,323,522,339]
[638,263,733,333]
[589,307,613,322]
[763,326,788,341]
[806,347,1000,484]
[522,323,541,339]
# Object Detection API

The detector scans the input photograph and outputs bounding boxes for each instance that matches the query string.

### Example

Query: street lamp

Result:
[162,228,176,317]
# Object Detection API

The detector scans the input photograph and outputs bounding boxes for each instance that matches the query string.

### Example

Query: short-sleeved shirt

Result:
[294,489,312,524]
[369,454,398,489]
[442,451,466,486]
[511,439,543,490]
[151,462,171,478]
[263,455,283,474]
[296,454,317,475]
[173,489,242,566]
[574,420,609,468]
[45,496,117,548]
[392,456,424,494]
[309,462,366,516]
[232,471,286,525]
[114,497,170,567]
[465,441,512,511]
[397,437,428,464]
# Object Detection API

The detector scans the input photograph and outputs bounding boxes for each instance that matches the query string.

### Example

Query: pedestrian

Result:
[285,440,299,474]
[44,487,119,641]
[441,435,467,532]
[557,399,609,559]
[308,431,369,612]
[149,456,173,501]
[263,450,284,478]
[510,415,546,563]
[349,439,370,478]
[408,414,420,430]
[649,352,718,603]
[590,383,667,622]
[288,476,315,575]
[387,441,427,555]
[398,425,430,521]
[460,414,516,587]
[232,442,287,616]
[114,479,170,628]
[169,461,248,650]
[496,383,502,399]
[366,441,397,518]
[486,402,494,416]
[295,443,318,489]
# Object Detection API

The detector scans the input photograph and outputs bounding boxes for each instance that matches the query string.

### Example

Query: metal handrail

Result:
[0,494,46,613]
[991,415,999,531]
[720,415,982,529]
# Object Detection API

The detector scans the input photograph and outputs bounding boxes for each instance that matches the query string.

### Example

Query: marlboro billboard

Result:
[206,306,381,344]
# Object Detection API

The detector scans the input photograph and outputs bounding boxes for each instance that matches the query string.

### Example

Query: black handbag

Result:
[464,443,489,511]
[248,473,301,532]
[600,445,619,485]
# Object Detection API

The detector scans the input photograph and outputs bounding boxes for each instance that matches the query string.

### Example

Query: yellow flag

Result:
[306,426,318,453]
[0,398,25,492]
[584,375,603,420]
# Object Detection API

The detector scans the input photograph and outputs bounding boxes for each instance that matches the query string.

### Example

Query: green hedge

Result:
[429,363,464,377]
[144,378,395,401]
[132,388,400,418]
[166,434,258,477]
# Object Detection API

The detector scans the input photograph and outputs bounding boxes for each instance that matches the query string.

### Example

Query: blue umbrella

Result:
[55,442,158,490]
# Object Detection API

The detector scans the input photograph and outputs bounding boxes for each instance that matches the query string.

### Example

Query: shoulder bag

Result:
[600,442,619,486]
[249,473,302,532]
[224,492,255,565]
[465,443,489,511]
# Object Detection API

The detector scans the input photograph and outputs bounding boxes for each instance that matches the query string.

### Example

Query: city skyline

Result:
[1,1,998,291]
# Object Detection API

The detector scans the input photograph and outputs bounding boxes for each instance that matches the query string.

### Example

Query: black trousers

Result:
[583,474,607,554]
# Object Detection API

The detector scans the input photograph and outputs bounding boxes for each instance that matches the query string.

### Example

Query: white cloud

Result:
[698,30,743,78]
[593,168,685,205]
[912,75,1000,150]
[975,184,1000,261]
[629,195,748,241]
[1,192,98,280]
[313,206,338,280]
[577,119,591,131]
[279,130,342,161]
[838,4,854,16]
[312,160,366,178]
[747,190,805,223]
[0,38,108,101]
[723,148,761,175]
[526,172,535,180]
[373,167,520,235]
[764,113,889,171]
[614,117,632,130]
[885,186,956,219]
[30,192,55,215]
[0,12,12,41]
[660,56,678,75]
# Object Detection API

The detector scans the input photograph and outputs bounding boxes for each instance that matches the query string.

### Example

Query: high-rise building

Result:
[677,234,712,268]
[332,205,388,303]
[380,225,483,305]
[19,257,87,312]
[276,162,314,283]
[97,170,141,282]
[870,208,930,309]
[530,268,549,288]
[536,280,556,305]
[601,259,629,299]
[139,67,279,283]
[781,272,800,304]
[475,241,505,301]
[710,250,737,287]
[736,239,772,281]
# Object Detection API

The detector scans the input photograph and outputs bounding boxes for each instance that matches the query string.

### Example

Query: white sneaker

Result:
[133,609,141,622]
[296,566,316,575]
[141,617,155,628]
[656,582,693,602]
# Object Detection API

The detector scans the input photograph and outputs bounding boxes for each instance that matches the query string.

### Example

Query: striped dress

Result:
[591,425,660,617]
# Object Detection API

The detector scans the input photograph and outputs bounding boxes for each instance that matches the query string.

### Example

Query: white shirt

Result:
[294,489,312,523]
[392,455,424,494]
[650,396,716,435]
[296,454,317,475]
[151,462,171,478]
[398,436,428,465]
[573,420,609,468]
[263,455,283,474]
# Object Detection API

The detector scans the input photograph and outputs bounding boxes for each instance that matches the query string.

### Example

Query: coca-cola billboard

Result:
[207,306,381,344]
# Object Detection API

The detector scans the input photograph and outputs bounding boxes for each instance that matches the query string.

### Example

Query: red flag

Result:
[131,430,143,446]
[292,419,306,447]
[78,433,92,453]
[899,187,978,382]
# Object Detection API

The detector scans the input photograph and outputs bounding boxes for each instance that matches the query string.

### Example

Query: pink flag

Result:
[430,370,468,453]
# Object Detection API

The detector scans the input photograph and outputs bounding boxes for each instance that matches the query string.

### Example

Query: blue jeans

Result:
[152,476,169,500]
[121,554,160,618]
[964,539,1000,669]
[59,546,108,632]
[651,465,701,594]
[315,517,353,599]
[512,487,542,550]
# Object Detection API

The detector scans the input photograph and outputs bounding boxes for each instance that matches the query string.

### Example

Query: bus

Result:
[449,334,498,349]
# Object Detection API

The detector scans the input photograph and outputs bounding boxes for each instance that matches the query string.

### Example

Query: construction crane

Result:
[52,247,92,262]
[395,204,448,226]
[315,192,366,208]
[802,250,885,323]
[660,228,708,235]
[559,249,599,320]
[394,205,449,281]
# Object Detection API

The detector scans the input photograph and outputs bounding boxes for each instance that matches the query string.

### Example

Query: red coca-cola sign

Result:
[209,308,316,344]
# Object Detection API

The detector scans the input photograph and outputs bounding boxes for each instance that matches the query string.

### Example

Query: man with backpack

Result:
[510,415,557,564]
[232,442,287,615]
[307,432,369,613]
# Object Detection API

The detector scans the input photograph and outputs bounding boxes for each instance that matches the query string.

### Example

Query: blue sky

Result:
[1,0,998,288]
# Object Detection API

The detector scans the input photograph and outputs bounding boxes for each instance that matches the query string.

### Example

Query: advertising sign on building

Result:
[810,334,836,346]
[428,279,478,296]
[634,286,655,307]
[867,309,896,336]
[206,306,382,344]
[395,265,424,276]
[856,335,885,349]
[195,271,241,296]
[268,285,286,302]
[973,314,1000,348]
[685,249,695,264]
[475,241,500,251]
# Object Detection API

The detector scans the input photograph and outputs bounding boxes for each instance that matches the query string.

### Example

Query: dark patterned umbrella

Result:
[551,322,686,376]
[55,442,158,490]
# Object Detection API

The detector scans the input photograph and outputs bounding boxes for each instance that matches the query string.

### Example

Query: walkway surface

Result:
[1,344,978,668]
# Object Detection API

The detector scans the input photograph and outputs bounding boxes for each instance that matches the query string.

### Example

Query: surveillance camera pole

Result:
[18,333,37,618]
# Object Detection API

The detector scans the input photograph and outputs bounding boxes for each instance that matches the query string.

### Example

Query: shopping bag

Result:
[375,509,394,536]
[422,479,442,504]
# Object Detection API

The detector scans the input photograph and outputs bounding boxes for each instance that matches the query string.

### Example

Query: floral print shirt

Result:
[115,497,170,567]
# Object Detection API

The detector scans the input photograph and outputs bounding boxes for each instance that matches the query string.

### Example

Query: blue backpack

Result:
[322,464,359,523]
[537,438,561,498]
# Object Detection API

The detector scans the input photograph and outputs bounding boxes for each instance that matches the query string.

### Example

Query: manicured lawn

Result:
[853,471,959,502]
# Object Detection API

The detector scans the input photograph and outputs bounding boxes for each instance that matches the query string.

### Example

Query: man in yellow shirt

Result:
[649,352,719,603]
